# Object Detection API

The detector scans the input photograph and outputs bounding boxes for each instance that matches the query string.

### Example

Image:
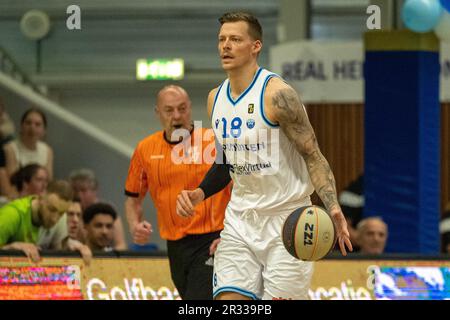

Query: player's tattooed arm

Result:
[271,86,340,212]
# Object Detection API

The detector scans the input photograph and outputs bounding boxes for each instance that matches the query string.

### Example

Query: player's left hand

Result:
[330,208,353,256]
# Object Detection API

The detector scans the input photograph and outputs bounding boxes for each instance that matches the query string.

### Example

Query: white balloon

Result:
[434,11,450,42]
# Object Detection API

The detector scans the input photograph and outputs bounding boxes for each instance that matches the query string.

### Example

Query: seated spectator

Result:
[356,216,388,255]
[69,168,127,250]
[440,204,450,254]
[69,169,98,210]
[7,164,65,252]
[61,199,92,265]
[3,108,54,180]
[0,180,72,262]
[64,199,85,244]
[83,202,116,252]
[339,174,364,250]
[10,163,48,197]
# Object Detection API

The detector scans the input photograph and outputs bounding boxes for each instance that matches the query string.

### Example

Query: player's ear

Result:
[252,40,262,55]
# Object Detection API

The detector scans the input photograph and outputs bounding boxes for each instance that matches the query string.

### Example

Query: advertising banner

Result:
[270,41,450,103]
[1,256,449,300]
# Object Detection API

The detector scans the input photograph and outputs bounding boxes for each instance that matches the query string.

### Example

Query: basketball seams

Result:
[308,206,319,261]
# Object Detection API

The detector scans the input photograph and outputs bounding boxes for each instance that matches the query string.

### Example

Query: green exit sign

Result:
[136,59,184,80]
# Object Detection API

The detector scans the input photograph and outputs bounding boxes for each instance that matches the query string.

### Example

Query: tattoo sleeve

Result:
[272,87,340,212]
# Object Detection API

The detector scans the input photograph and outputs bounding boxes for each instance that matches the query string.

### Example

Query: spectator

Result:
[0,180,72,262]
[3,108,54,179]
[83,202,116,252]
[10,163,49,197]
[339,174,364,249]
[37,215,68,252]
[64,199,85,244]
[61,199,92,265]
[356,216,388,255]
[69,169,98,210]
[440,204,450,254]
[69,168,127,251]
[7,164,63,251]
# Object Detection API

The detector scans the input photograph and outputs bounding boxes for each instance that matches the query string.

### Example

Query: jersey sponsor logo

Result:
[246,119,255,129]
[222,142,265,152]
[229,162,273,175]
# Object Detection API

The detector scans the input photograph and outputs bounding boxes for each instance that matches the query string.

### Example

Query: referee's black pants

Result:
[167,230,221,300]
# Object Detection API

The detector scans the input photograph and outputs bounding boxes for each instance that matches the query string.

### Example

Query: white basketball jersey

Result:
[211,68,314,215]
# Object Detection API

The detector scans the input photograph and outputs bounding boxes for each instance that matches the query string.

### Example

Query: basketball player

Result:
[176,12,352,300]
[124,85,231,299]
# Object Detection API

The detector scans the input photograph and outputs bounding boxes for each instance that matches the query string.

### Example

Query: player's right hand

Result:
[132,221,153,245]
[176,188,205,218]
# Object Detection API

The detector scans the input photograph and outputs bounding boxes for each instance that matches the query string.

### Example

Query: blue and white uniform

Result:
[211,68,314,300]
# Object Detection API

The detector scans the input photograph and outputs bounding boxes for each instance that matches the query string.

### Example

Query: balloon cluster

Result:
[401,0,450,41]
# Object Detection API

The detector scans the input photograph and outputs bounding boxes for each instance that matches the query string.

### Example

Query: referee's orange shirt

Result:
[125,128,231,241]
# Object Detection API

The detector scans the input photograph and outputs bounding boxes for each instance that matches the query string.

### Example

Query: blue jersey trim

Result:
[260,74,279,128]
[213,286,260,300]
[226,67,263,106]
[211,81,225,121]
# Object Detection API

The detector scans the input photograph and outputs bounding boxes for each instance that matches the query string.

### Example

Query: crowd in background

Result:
[0,98,130,264]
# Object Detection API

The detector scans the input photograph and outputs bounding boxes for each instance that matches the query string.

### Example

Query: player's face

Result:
[85,214,114,250]
[21,111,46,141]
[67,202,82,239]
[218,21,261,71]
[24,168,48,196]
[38,193,70,229]
[156,89,192,141]
[359,221,387,254]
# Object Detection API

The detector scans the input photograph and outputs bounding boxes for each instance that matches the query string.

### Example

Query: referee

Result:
[124,85,231,300]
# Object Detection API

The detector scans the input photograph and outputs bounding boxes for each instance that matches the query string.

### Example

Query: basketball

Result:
[282,205,337,261]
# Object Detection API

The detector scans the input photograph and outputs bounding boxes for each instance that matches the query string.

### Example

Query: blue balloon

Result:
[441,0,450,12]
[402,0,443,32]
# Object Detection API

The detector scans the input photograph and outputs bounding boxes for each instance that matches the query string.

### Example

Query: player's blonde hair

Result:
[219,12,263,42]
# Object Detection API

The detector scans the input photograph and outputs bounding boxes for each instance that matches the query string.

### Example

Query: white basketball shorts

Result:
[213,199,314,300]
